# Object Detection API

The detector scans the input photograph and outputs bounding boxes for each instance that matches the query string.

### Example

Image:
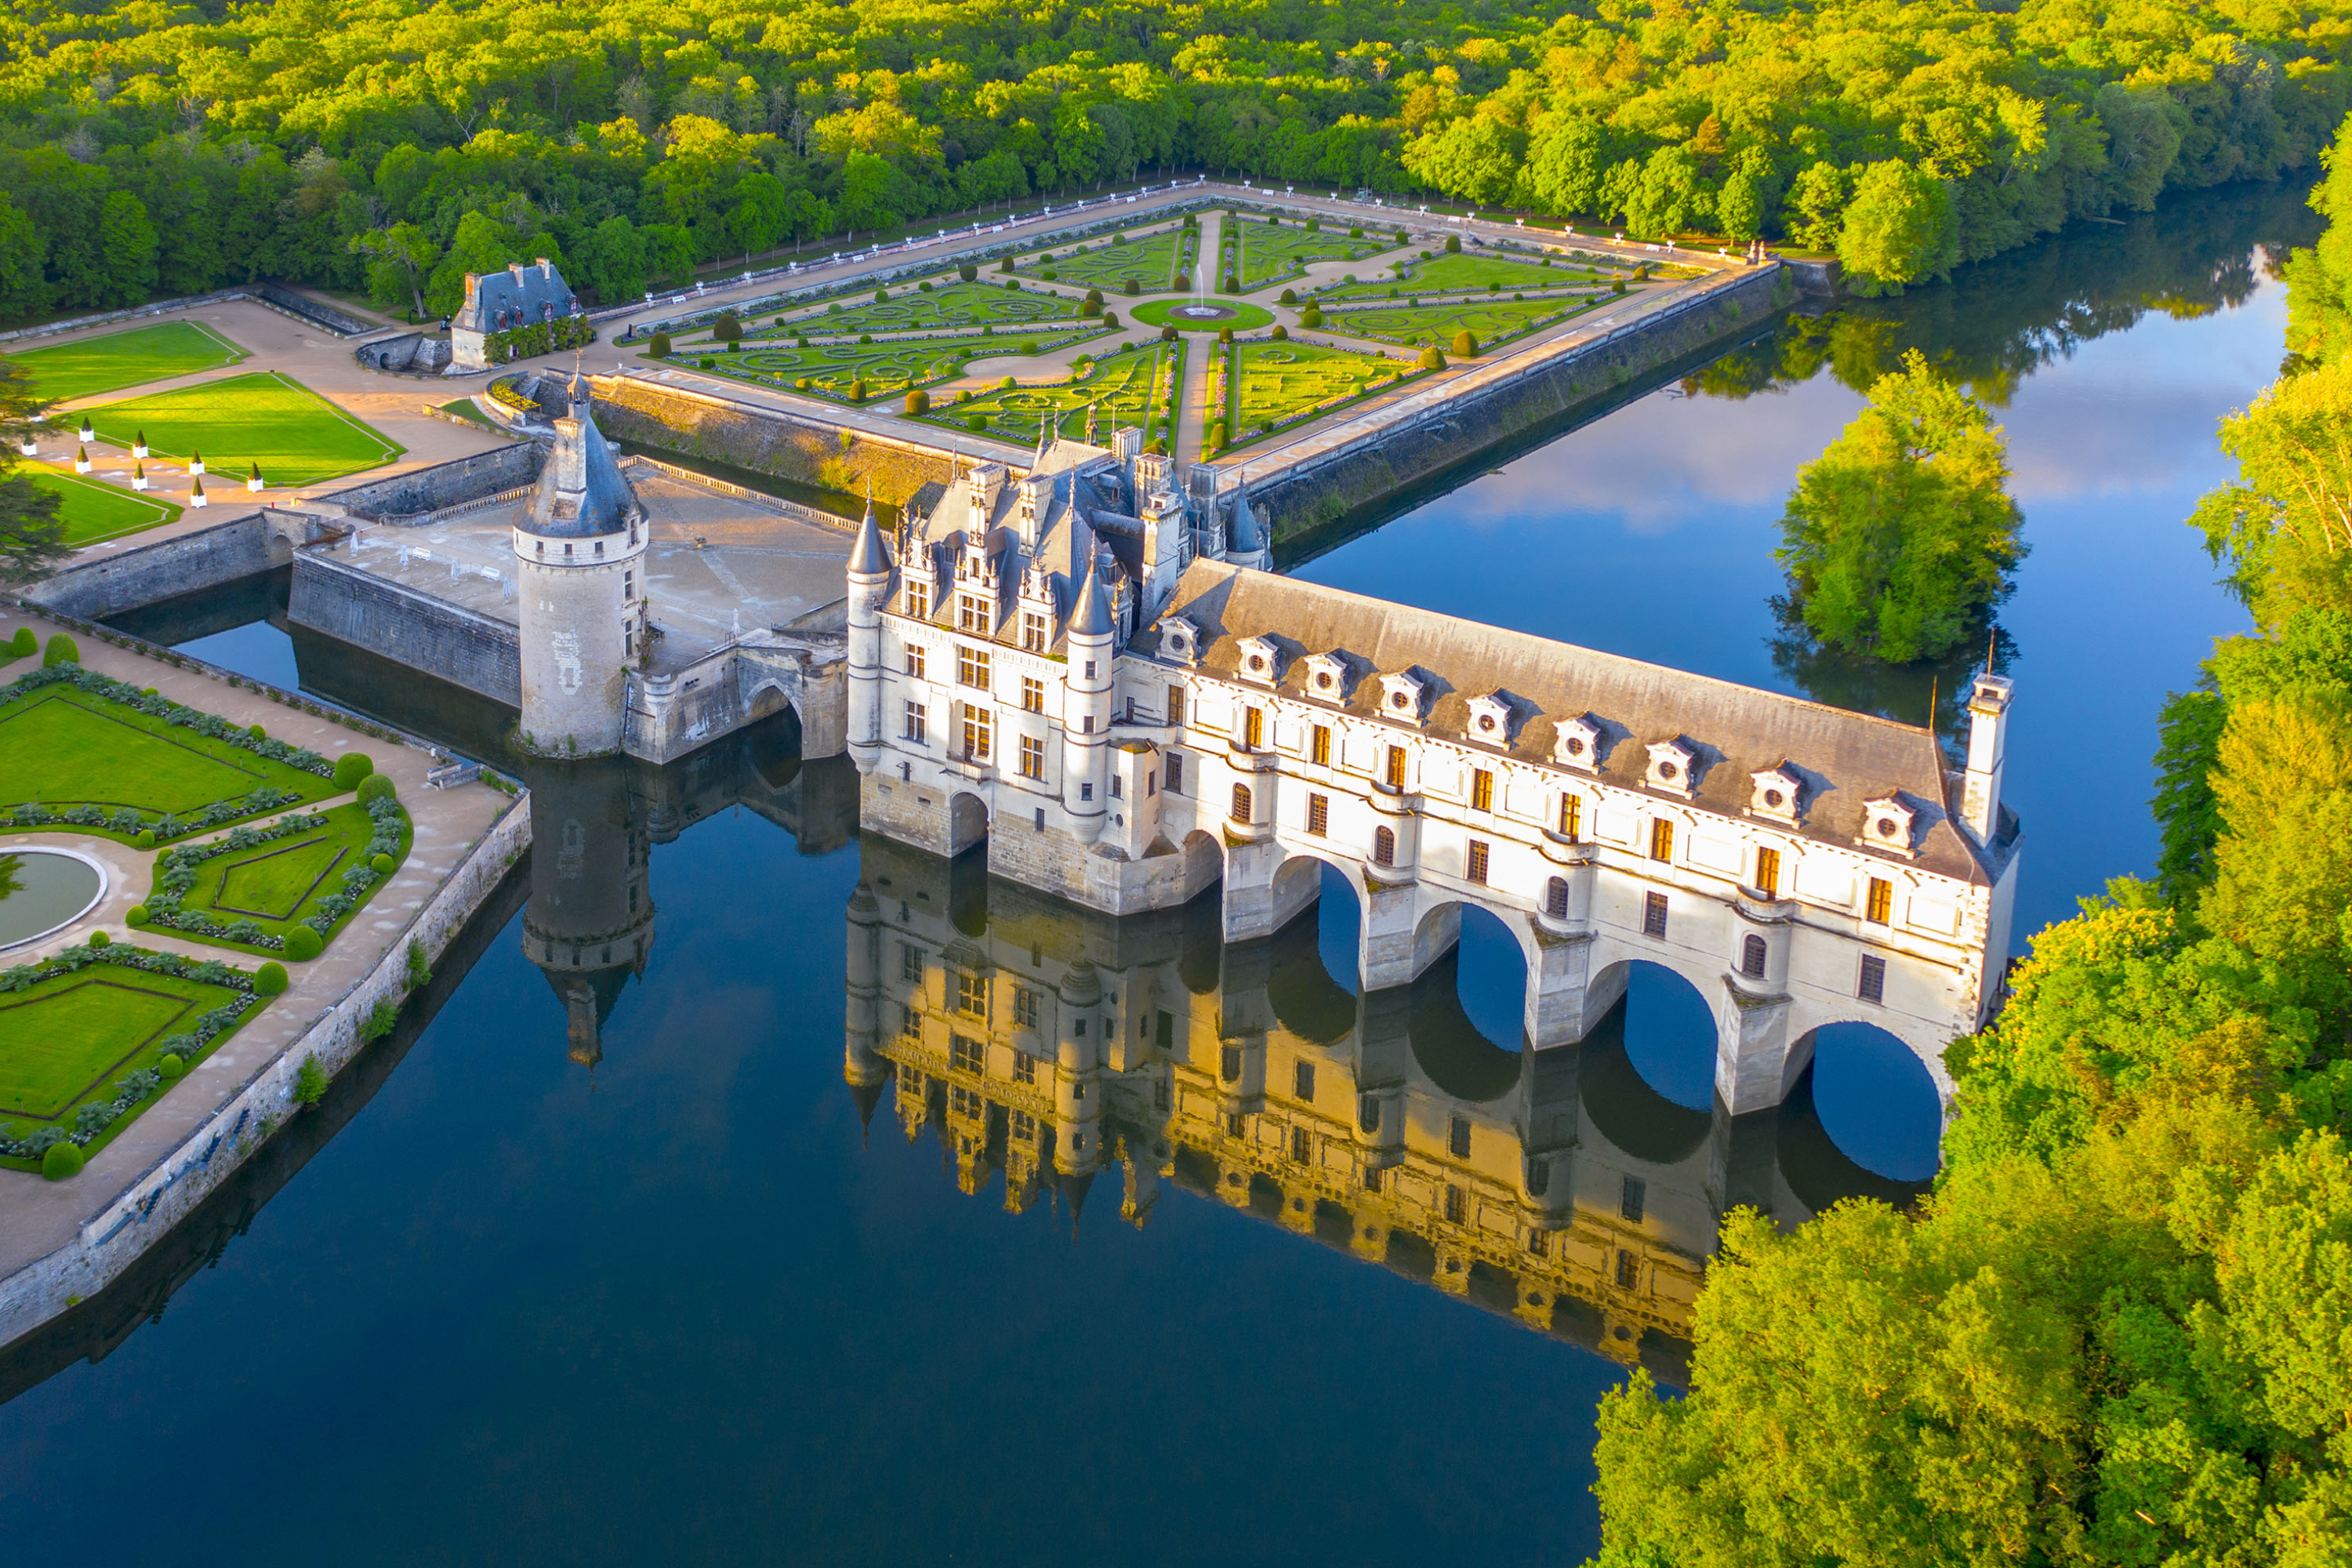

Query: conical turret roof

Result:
[848,494,891,575]
[523,405,639,539]
[1069,556,1115,637]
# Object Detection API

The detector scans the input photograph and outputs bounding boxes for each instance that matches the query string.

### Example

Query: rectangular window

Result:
[1465,840,1490,884]
[1011,1109,1035,1141]
[1166,753,1185,793]
[902,701,927,743]
[1311,724,1331,765]
[1621,1177,1646,1224]
[1755,846,1781,898]
[1020,677,1044,713]
[1021,610,1047,652]
[1450,1115,1472,1159]
[956,645,991,690]
[1444,1185,1468,1224]
[1616,1250,1640,1290]
[949,1034,985,1074]
[1294,1062,1316,1101]
[1083,660,1096,679]
[1866,877,1894,924]
[1649,818,1675,862]
[905,581,930,620]
[1526,1230,1550,1258]
[1080,782,1092,801]
[904,644,926,679]
[1013,987,1039,1029]
[955,973,988,1020]
[1243,706,1264,750]
[901,942,922,982]
[1110,774,1123,798]
[1307,793,1329,837]
[1018,735,1044,779]
[1014,1049,1037,1084]
[1471,768,1494,811]
[1559,793,1581,840]
[1363,1167,1382,1194]
[1290,1126,1311,1164]
[962,706,993,762]
[1859,953,1887,1004]
[1385,745,1406,788]
[1167,683,1185,726]
[899,1004,919,1038]
[1230,783,1252,822]
[1642,891,1669,938]
[957,592,989,633]
[1157,1010,1174,1050]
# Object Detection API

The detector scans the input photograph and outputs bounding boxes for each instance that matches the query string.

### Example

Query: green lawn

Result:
[1316,294,1606,349]
[1229,339,1408,436]
[1226,218,1388,289]
[1132,298,1276,333]
[1021,229,1187,290]
[670,324,1109,404]
[171,800,410,949]
[0,321,245,401]
[1319,249,1621,302]
[0,953,266,1170]
[27,470,182,546]
[923,340,1184,448]
[771,281,1080,339]
[0,688,336,829]
[82,372,405,487]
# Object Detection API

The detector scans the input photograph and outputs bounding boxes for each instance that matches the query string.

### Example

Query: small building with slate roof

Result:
[451,258,581,370]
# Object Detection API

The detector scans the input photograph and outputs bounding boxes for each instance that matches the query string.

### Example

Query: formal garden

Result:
[1207,339,1414,452]
[920,339,1183,448]
[767,278,1082,338]
[27,470,181,546]
[1221,215,1393,289]
[1014,227,1189,290]
[1316,248,1628,303]
[662,324,1110,404]
[0,939,278,1175]
[132,784,410,956]
[82,371,405,487]
[1312,292,1609,350]
[1,320,246,401]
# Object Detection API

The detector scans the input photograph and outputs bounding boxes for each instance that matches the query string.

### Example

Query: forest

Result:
[0,0,2347,325]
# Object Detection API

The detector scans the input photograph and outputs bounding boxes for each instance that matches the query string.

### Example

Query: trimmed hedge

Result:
[332,751,376,789]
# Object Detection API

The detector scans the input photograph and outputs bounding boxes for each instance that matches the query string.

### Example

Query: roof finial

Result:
[1928,674,1939,736]
[1985,630,1996,675]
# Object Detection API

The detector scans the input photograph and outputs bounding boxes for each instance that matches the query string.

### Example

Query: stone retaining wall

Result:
[326,443,543,521]
[289,550,522,706]
[0,792,531,1350]
[27,512,286,620]
[587,377,956,509]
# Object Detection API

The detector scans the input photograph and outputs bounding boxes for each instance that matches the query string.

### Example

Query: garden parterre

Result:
[1,320,245,401]
[672,324,1109,403]
[924,339,1182,448]
[769,279,1080,338]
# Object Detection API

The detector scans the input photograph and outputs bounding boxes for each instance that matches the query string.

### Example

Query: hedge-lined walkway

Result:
[0,608,515,1284]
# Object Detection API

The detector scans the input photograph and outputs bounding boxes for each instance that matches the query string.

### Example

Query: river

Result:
[0,180,2312,1565]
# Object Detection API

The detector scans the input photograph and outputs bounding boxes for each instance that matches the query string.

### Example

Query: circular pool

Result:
[0,848,107,951]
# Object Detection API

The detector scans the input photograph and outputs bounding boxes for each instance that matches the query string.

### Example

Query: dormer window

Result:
[1466,693,1512,744]
[1379,672,1427,725]
[1749,766,1802,825]
[1160,615,1200,665]
[1644,739,1697,797]
[1303,652,1348,699]
[1860,796,1918,858]
[1236,635,1280,686]
[1554,716,1602,771]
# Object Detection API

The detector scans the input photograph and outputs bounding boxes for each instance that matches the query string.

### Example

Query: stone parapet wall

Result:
[587,376,956,510]
[27,512,282,620]
[0,793,531,1350]
[289,550,522,707]
[325,443,543,521]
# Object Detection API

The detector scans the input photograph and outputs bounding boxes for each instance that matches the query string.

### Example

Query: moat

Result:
[0,183,2307,1564]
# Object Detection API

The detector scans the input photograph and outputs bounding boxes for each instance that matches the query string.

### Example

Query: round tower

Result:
[844,495,891,776]
[514,373,648,757]
[1062,557,1116,842]
[518,755,655,1069]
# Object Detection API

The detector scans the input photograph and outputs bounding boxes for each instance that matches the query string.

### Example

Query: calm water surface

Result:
[0,183,2310,1565]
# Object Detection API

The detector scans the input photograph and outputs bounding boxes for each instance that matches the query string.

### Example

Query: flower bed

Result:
[138,796,411,953]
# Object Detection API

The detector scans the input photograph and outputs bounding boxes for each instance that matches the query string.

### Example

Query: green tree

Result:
[1776,349,2027,660]
[350,222,442,319]
[1837,162,1960,296]
[0,359,64,583]
[96,190,159,307]
[2192,354,2352,624]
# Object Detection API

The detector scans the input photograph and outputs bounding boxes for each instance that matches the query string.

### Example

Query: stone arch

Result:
[1780,1018,1944,1182]
[1265,851,1365,1044]
[745,679,795,722]
[947,791,989,857]
[1582,954,1720,1113]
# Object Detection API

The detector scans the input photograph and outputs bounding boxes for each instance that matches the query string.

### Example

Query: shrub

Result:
[1417,345,1447,370]
[42,1142,82,1180]
[133,829,156,850]
[1350,227,1363,238]
[42,633,78,666]
[1172,271,1190,291]
[1444,234,1461,252]
[649,332,672,357]
[293,1054,327,1105]
[88,929,110,949]
[918,280,932,292]
[1102,311,1118,329]
[849,377,868,401]
[1207,419,1227,450]
[1306,218,1320,231]
[1160,325,1178,342]
[1218,328,1233,344]
[905,389,930,416]
[282,927,323,961]
[406,939,431,990]
[698,357,715,369]
[369,852,396,875]
[357,772,397,804]
[332,752,374,789]
[8,626,33,656]
[254,960,289,994]
[1453,329,1480,358]
[125,905,150,927]
[248,722,267,739]
[713,311,742,345]
[1613,278,1628,294]
[1271,325,1289,340]
[1182,213,1197,229]
[1004,279,1019,291]
[1123,278,1140,296]
[158,1052,185,1078]
[1300,307,1323,329]
[958,263,977,281]
[999,375,1017,390]
[966,414,987,432]
[1221,274,1238,292]
[1279,289,1296,305]
[998,255,1014,271]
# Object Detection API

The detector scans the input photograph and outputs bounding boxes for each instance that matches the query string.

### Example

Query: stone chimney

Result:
[1960,673,2013,844]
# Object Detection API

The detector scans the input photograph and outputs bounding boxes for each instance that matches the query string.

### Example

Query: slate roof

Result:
[455,259,579,335]
[1141,560,2005,885]
[522,407,640,539]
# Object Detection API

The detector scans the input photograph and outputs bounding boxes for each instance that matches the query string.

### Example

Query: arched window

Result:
[1230,783,1252,822]
[1741,934,1768,978]
[1544,877,1570,920]
[1372,826,1396,866]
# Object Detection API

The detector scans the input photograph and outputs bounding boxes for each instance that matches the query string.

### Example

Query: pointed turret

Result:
[846,484,891,774]
[848,489,890,576]
[1069,556,1116,638]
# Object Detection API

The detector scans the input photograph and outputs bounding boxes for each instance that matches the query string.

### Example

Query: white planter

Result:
[246,476,264,492]
[188,458,205,475]
[132,443,148,458]
[74,458,90,474]
[132,476,148,491]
